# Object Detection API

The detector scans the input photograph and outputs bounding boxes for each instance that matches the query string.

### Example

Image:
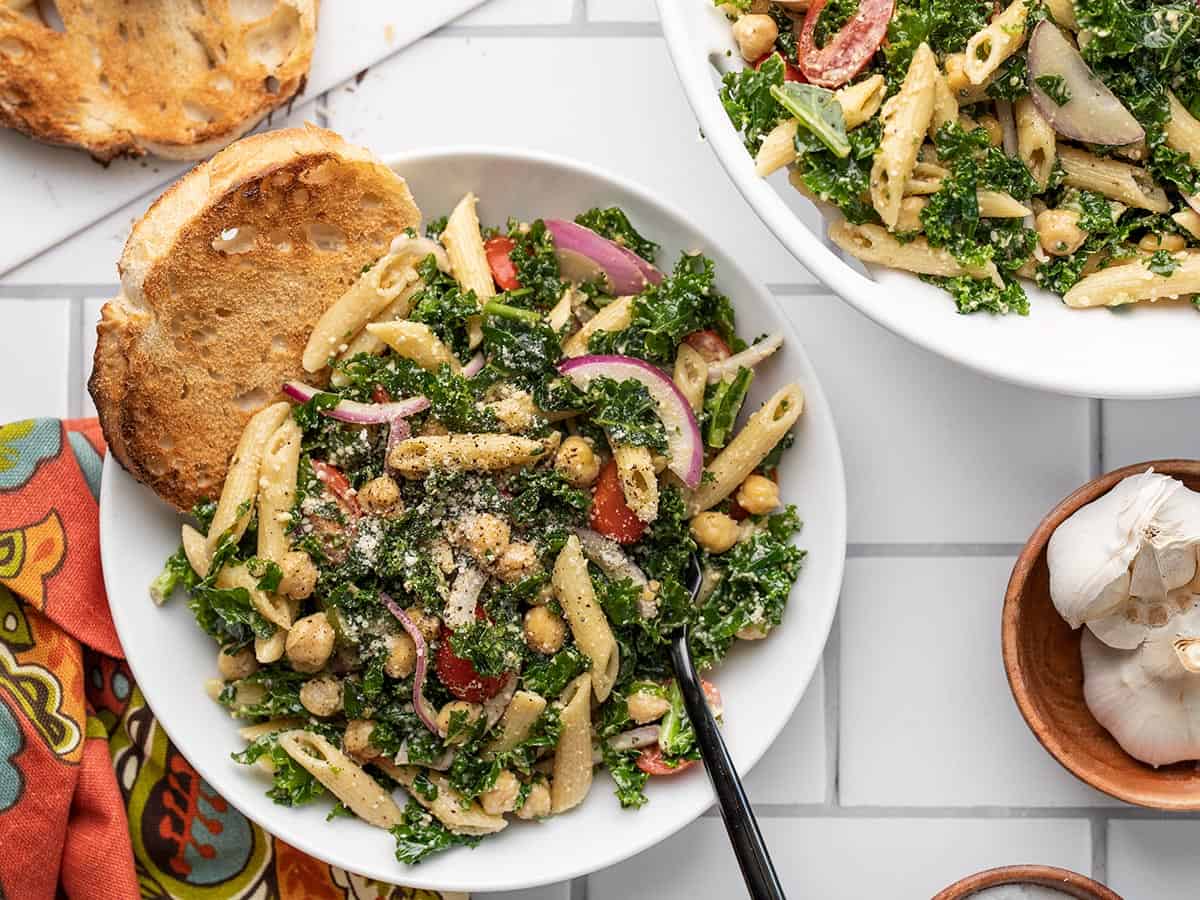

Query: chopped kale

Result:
[583,377,669,452]
[719,53,786,154]
[658,680,700,764]
[766,3,801,63]
[928,275,1031,315]
[218,665,308,719]
[884,0,990,90]
[523,646,590,696]
[800,118,882,225]
[506,219,564,311]
[1146,249,1180,276]
[409,254,480,360]
[575,207,660,262]
[150,545,198,604]
[391,800,481,864]
[600,743,650,809]
[1034,73,1072,106]
[986,54,1030,100]
[703,367,754,449]
[233,734,325,807]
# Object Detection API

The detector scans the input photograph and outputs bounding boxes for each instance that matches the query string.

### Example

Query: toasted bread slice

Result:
[0,0,316,161]
[90,125,421,510]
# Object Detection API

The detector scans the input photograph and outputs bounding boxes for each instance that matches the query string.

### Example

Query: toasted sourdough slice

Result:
[0,0,316,160]
[90,125,421,510]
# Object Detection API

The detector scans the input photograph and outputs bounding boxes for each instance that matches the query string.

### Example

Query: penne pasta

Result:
[686,384,805,516]
[365,320,459,372]
[928,66,959,142]
[257,418,302,565]
[388,433,560,478]
[964,0,1028,86]
[237,718,301,741]
[562,295,634,357]
[673,343,709,414]
[1173,209,1200,241]
[378,761,508,835]
[943,52,992,105]
[180,522,210,581]
[217,563,292,630]
[829,220,1002,284]
[276,730,402,828]
[485,690,548,755]
[1058,146,1171,213]
[329,278,427,386]
[550,673,595,815]
[872,43,938,229]
[1166,92,1200,167]
[613,443,659,524]
[1014,96,1056,190]
[1063,252,1200,308]
[205,402,291,566]
[441,193,493,350]
[1042,0,1077,29]
[552,536,619,702]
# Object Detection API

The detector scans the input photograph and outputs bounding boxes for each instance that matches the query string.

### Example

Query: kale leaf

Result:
[800,118,882,225]
[600,743,650,809]
[719,53,786,155]
[408,254,480,360]
[703,367,754,449]
[575,207,660,262]
[523,646,590,696]
[233,734,326,807]
[583,377,669,452]
[391,800,481,864]
[506,219,564,311]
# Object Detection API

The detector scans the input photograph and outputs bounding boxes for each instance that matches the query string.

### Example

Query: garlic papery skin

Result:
[1081,605,1200,766]
[1048,469,1200,649]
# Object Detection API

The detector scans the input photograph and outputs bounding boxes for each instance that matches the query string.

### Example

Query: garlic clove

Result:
[1087,608,1158,650]
[1129,543,1167,603]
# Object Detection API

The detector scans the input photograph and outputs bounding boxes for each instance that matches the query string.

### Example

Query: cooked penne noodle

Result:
[1173,209,1200,241]
[217,563,292,630]
[388,433,560,477]
[1015,96,1056,190]
[205,401,291,565]
[237,718,301,741]
[329,279,427,386]
[943,52,992,104]
[964,0,1028,85]
[180,523,210,581]
[686,384,805,516]
[365,320,459,372]
[550,673,595,814]
[441,193,496,305]
[486,690,548,755]
[1058,146,1171,213]
[276,730,402,828]
[1166,92,1200,167]
[552,536,619,702]
[673,343,709,413]
[1042,0,1077,29]
[829,220,1002,284]
[872,43,938,229]
[378,761,508,835]
[613,443,659,524]
[562,295,634,357]
[929,66,959,141]
[257,418,302,565]
[1063,252,1200,308]
[302,236,447,372]
[903,160,950,196]
[546,288,574,332]
[977,190,1032,218]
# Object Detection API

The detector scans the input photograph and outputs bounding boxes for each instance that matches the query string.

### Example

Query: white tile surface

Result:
[461,0,575,25]
[744,661,827,804]
[588,0,660,22]
[1107,820,1200,900]
[0,299,72,422]
[1102,400,1200,470]
[839,557,1119,807]
[791,294,1092,543]
[588,817,1092,899]
[326,36,817,287]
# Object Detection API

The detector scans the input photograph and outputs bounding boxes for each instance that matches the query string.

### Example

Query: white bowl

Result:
[100,147,847,893]
[658,1,1200,400]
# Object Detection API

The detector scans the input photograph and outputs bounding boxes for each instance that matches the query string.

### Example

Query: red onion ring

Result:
[381,592,442,737]
[282,381,429,425]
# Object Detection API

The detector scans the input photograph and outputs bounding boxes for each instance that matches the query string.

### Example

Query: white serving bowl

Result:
[658,0,1200,399]
[100,147,846,893]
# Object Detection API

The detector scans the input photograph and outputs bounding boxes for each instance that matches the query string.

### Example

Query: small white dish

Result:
[100,147,847,893]
[658,0,1200,400]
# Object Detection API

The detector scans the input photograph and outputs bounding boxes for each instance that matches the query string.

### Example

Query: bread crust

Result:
[90,124,422,510]
[0,0,317,161]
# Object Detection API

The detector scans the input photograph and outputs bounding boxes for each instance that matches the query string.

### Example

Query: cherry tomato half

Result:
[484,236,522,291]
[436,633,510,703]
[753,50,807,83]
[589,458,646,544]
[797,0,894,88]
[636,746,698,776]
[310,460,360,518]
[684,329,732,363]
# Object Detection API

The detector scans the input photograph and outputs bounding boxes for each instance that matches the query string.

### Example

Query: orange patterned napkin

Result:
[0,419,461,900]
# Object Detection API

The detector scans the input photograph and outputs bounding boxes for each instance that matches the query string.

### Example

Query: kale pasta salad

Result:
[151,195,807,864]
[716,0,1200,314]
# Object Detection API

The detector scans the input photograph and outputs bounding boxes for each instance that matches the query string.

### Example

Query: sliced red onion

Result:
[608,725,660,752]
[282,381,430,425]
[558,354,704,488]
[545,219,662,295]
[484,672,519,729]
[575,527,648,587]
[706,334,784,384]
[462,352,485,377]
[443,566,488,630]
[381,592,441,737]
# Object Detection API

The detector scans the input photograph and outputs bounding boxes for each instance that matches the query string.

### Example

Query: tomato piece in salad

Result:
[797,0,894,88]
[636,746,697,776]
[753,50,806,83]
[437,607,511,703]
[310,460,360,518]
[684,329,732,363]
[484,235,522,291]
[589,458,646,544]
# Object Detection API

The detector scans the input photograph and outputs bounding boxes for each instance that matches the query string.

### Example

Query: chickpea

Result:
[523,606,567,655]
[529,582,556,607]
[736,474,780,516]
[494,541,541,584]
[480,770,521,816]
[974,113,1003,147]
[516,780,552,820]
[217,645,258,680]
[405,605,441,643]
[1138,232,1187,253]
[737,623,771,640]
[285,612,335,673]
[437,701,484,745]
[1036,209,1087,257]
[690,511,739,554]
[279,550,318,600]
[384,632,417,679]
[431,537,456,574]
[420,418,449,436]
[299,675,343,717]
[732,13,778,62]
[452,512,511,566]
[555,435,600,488]
[627,690,671,725]
[357,475,402,516]
[255,630,286,664]
[343,719,380,761]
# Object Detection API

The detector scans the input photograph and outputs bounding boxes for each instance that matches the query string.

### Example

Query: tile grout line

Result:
[571,0,587,23]
[1091,398,1105,479]
[824,610,841,808]
[1091,816,1108,884]
[703,804,1199,819]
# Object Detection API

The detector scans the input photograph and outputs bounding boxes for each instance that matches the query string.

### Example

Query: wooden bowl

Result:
[1003,459,1200,809]
[933,865,1121,899]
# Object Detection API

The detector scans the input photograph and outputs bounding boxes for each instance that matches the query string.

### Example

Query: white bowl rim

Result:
[656,0,1200,400]
[100,143,847,892]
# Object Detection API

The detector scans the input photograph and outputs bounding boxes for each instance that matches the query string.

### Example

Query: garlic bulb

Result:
[1082,604,1200,766]
[1048,470,1200,649]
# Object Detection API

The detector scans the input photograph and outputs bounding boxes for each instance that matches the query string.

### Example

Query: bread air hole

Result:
[0,38,28,60]
[245,4,300,70]
[233,387,271,412]
[230,0,278,23]
[212,225,257,254]
[184,101,216,124]
[305,223,346,252]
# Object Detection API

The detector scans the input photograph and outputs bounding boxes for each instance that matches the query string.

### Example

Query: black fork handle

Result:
[670,634,787,900]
